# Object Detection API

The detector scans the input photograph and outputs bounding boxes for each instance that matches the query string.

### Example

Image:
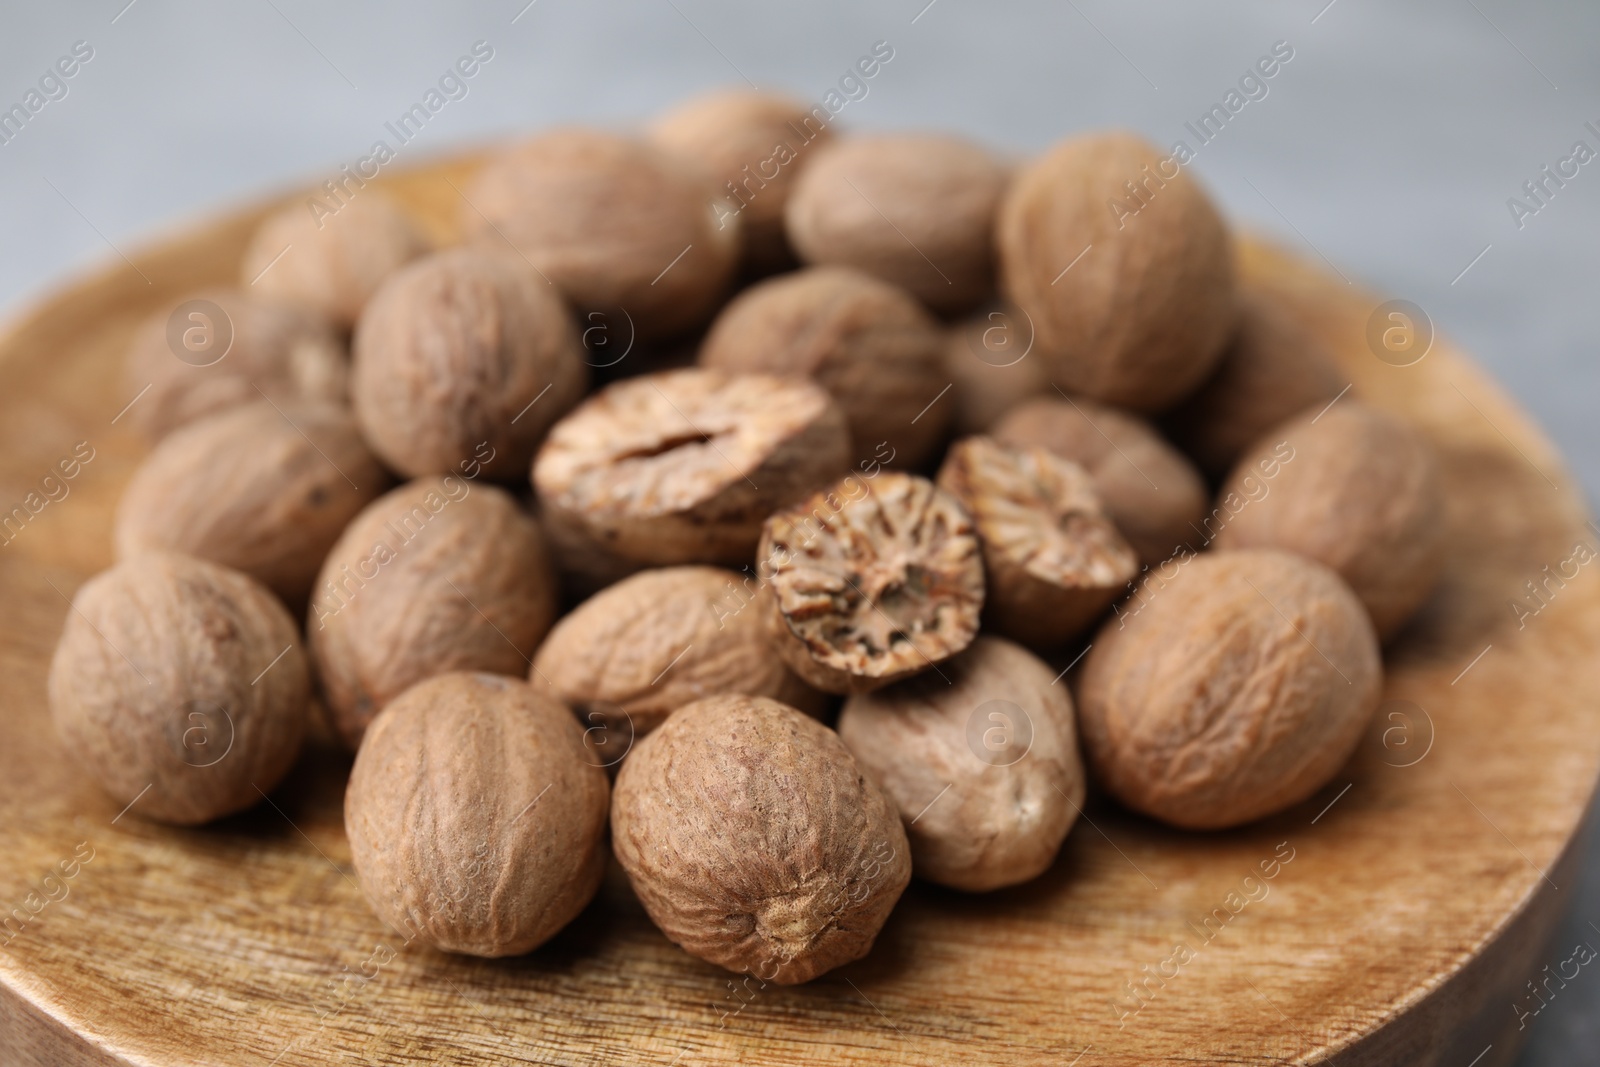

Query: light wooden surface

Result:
[1,157,1597,1066]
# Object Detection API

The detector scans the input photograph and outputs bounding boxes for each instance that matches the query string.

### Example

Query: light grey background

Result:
[1,1,1596,1060]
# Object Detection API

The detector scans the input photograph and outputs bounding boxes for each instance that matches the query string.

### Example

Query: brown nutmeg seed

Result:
[309,477,559,749]
[785,134,1010,315]
[345,672,610,957]
[113,401,390,607]
[1078,549,1381,830]
[838,635,1085,891]
[698,266,950,468]
[1212,401,1445,639]
[937,436,1138,649]
[48,553,309,825]
[352,246,588,481]
[758,471,985,695]
[997,131,1236,412]
[943,304,1053,436]
[611,695,910,984]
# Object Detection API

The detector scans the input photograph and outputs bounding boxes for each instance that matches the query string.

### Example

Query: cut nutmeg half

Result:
[758,471,984,695]
[937,436,1138,649]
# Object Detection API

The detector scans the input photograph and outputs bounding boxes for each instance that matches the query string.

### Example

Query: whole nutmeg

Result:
[352,246,588,480]
[758,471,985,695]
[1078,549,1381,830]
[122,288,347,440]
[838,636,1085,891]
[48,553,309,825]
[1212,401,1445,639]
[1164,285,1347,477]
[943,304,1053,435]
[937,436,1138,649]
[698,266,949,468]
[649,89,834,274]
[113,401,389,606]
[309,477,559,749]
[530,566,825,753]
[240,190,431,329]
[997,132,1236,412]
[532,368,850,583]
[992,396,1209,567]
[612,695,910,984]
[462,129,739,340]
[785,134,1010,315]
[345,672,609,957]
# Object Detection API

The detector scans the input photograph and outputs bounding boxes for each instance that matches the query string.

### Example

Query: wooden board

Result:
[2,155,1598,1067]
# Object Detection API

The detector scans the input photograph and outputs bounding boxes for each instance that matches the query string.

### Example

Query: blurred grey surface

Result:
[1,1,1596,1060]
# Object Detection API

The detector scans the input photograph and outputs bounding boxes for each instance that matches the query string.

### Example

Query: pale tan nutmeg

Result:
[937,436,1138,649]
[648,89,834,274]
[786,134,1010,315]
[758,472,985,695]
[240,190,431,329]
[1164,284,1347,477]
[698,266,950,468]
[48,553,310,825]
[1212,401,1445,640]
[532,368,850,585]
[530,566,826,753]
[992,396,1209,567]
[351,246,588,481]
[611,695,911,984]
[838,635,1085,891]
[1077,549,1381,830]
[113,401,389,607]
[943,304,1053,435]
[462,129,740,340]
[309,477,559,750]
[997,132,1236,412]
[122,288,347,441]
[345,672,610,958]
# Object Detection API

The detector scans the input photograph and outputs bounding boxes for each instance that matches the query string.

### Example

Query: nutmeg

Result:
[239,190,431,329]
[1212,401,1445,639]
[1077,549,1381,830]
[462,129,739,340]
[611,695,910,983]
[345,672,610,957]
[113,400,389,606]
[309,477,559,749]
[992,395,1209,567]
[943,304,1053,435]
[698,266,950,468]
[996,132,1236,411]
[351,246,588,481]
[838,635,1085,891]
[785,134,1010,315]
[48,553,309,825]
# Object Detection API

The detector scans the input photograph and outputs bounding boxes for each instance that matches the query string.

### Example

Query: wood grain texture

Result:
[1,157,1597,1066]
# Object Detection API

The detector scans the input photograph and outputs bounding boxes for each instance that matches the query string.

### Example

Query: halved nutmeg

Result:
[937,436,1138,649]
[758,472,984,695]
[532,368,850,584]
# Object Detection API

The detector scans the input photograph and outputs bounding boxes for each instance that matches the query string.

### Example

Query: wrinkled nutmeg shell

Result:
[698,266,950,469]
[937,436,1138,649]
[1212,401,1445,639]
[997,132,1236,412]
[612,695,910,984]
[1078,549,1381,829]
[838,635,1085,891]
[346,672,610,957]
[759,471,985,695]
[785,134,1010,315]
[48,552,309,825]
[309,477,559,749]
[352,246,588,482]
[114,401,390,607]
[992,396,1208,567]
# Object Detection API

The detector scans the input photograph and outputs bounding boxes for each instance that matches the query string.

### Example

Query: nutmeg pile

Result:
[51,88,1444,984]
